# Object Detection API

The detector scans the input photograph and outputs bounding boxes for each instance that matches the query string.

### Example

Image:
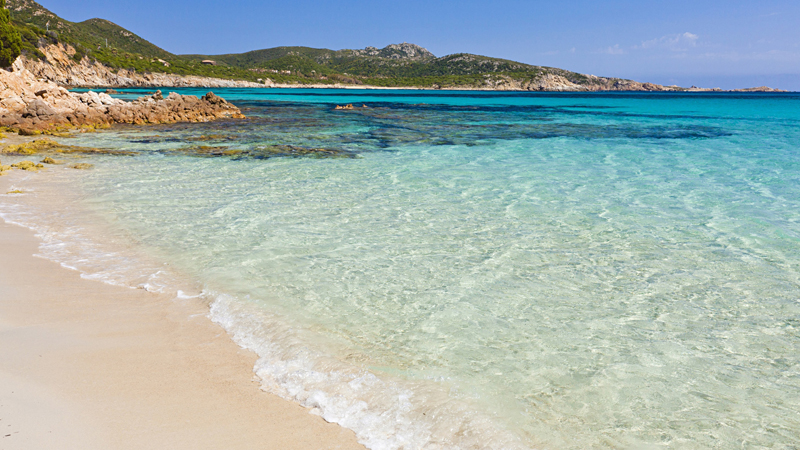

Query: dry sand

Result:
[0,190,366,449]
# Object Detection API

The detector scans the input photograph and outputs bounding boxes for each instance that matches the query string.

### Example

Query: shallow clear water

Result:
[8,89,800,449]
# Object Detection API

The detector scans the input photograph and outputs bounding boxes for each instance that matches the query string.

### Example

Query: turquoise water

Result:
[21,90,800,448]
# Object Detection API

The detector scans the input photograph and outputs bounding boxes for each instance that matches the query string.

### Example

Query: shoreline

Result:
[0,126,536,450]
[67,82,793,93]
[0,174,366,450]
[20,47,786,94]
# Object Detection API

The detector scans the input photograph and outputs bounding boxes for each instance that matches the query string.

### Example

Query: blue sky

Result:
[38,0,800,90]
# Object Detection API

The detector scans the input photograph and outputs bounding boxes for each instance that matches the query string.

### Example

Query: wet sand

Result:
[0,177,366,449]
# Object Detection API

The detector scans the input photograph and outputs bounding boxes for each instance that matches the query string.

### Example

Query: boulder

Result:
[202,92,227,105]
[23,98,57,120]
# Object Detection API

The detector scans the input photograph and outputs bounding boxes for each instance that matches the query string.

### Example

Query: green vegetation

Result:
[5,0,642,89]
[7,0,171,59]
[0,0,22,67]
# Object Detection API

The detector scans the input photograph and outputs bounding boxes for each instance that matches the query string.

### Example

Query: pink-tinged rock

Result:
[0,58,245,133]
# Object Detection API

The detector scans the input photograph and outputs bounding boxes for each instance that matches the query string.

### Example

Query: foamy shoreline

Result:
[0,170,365,450]
[0,135,533,450]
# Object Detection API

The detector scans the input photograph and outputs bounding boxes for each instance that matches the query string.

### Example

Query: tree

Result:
[0,0,22,68]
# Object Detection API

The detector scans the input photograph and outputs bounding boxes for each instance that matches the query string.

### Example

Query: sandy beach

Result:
[0,175,365,449]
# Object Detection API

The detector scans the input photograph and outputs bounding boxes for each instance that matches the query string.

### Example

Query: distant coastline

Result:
[6,0,786,94]
[18,45,787,93]
[22,44,786,93]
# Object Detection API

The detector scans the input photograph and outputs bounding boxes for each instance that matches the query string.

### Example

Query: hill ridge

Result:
[7,0,783,91]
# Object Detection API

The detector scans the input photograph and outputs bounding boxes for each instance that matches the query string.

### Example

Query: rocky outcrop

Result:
[0,61,245,132]
[732,86,787,93]
[20,44,269,88]
[521,74,584,91]
[480,73,585,91]
[474,73,679,92]
[351,43,435,60]
[102,91,243,125]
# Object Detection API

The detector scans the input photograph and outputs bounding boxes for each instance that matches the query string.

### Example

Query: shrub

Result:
[0,0,22,67]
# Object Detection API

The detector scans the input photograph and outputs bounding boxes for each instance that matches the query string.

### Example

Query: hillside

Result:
[5,0,698,91]
[7,0,171,58]
[5,0,267,82]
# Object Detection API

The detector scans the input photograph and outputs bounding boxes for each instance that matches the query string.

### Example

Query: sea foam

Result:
[0,168,531,450]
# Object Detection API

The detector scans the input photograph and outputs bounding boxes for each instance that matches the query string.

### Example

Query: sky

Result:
[37,0,800,90]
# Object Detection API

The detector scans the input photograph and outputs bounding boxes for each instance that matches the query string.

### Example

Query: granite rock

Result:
[0,60,245,132]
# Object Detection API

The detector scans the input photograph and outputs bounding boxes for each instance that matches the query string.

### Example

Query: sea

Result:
[2,88,799,450]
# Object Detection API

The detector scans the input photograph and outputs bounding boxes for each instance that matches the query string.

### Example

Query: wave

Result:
[0,175,531,450]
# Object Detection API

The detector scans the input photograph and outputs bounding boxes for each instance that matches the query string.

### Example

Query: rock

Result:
[733,86,788,92]
[2,139,61,154]
[41,156,63,164]
[18,43,265,89]
[68,163,93,170]
[23,98,57,120]
[11,160,45,171]
[202,92,226,105]
[0,60,244,131]
[17,128,41,136]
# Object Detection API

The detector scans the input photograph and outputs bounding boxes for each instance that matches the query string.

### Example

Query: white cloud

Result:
[697,49,800,62]
[599,44,625,55]
[636,32,699,51]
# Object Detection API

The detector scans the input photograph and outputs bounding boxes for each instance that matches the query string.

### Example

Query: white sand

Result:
[0,177,366,450]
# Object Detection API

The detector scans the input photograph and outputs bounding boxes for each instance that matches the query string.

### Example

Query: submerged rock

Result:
[165,143,358,160]
[11,160,45,171]
[1,138,61,154]
[41,156,63,164]
[0,137,134,157]
[68,163,94,170]
[250,145,357,159]
[173,146,245,157]
[186,134,237,142]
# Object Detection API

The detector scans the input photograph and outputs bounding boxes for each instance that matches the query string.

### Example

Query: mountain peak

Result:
[6,0,60,24]
[352,43,435,60]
